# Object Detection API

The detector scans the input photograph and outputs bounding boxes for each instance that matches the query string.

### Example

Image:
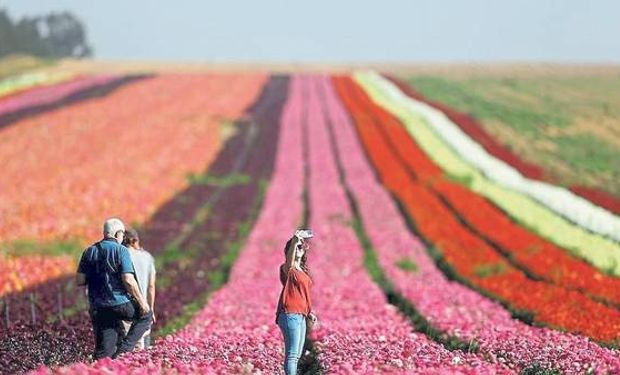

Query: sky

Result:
[3,0,620,62]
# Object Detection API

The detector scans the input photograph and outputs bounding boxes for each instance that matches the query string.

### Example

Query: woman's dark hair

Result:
[123,227,140,247]
[283,236,310,275]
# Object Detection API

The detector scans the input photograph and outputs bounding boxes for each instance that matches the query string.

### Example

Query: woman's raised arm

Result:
[284,239,296,270]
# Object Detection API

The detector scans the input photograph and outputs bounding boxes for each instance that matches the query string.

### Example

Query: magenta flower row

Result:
[0,75,117,117]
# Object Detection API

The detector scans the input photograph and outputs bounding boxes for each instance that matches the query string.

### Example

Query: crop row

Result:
[331,75,620,374]
[0,254,74,297]
[0,74,268,374]
[355,72,620,277]
[341,76,620,344]
[0,73,265,301]
[147,75,286,332]
[365,73,620,242]
[0,75,139,129]
[304,75,506,374]
[339,77,620,307]
[0,74,227,300]
[31,74,309,375]
[0,74,264,243]
[0,71,74,98]
[385,75,620,215]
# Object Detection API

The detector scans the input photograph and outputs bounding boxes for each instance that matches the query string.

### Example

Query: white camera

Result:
[294,229,314,240]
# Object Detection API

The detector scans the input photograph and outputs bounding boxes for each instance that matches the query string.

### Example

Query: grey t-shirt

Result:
[128,247,155,298]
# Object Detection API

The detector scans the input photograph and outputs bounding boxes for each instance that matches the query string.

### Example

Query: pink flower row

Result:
[0,75,117,118]
[304,75,507,374]
[322,76,620,374]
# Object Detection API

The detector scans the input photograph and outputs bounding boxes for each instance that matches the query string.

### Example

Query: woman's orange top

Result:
[276,264,312,316]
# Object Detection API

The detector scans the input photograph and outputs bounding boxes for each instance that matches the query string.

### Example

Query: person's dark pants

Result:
[90,302,153,359]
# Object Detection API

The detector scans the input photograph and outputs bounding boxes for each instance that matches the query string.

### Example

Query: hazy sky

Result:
[4,0,620,62]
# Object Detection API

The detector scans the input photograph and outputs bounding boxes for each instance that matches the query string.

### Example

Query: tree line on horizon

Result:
[0,8,93,59]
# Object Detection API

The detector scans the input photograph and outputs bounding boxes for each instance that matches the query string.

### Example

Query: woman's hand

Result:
[308,312,318,327]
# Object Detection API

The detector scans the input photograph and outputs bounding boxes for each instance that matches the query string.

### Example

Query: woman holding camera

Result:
[275,230,318,375]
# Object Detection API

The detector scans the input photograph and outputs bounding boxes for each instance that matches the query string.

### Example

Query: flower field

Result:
[0,72,268,372]
[1,65,619,374]
[331,76,620,373]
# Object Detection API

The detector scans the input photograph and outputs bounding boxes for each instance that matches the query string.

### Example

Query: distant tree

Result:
[0,10,17,56]
[40,12,92,58]
[0,8,93,58]
[14,16,49,56]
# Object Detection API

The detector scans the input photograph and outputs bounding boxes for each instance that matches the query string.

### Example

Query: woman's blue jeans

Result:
[277,313,306,375]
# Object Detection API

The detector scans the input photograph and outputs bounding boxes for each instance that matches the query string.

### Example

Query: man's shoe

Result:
[111,349,127,359]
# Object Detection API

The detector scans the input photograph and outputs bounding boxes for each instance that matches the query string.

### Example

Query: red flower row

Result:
[433,180,620,306]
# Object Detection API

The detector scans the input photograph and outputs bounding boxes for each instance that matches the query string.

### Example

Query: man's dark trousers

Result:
[91,302,153,359]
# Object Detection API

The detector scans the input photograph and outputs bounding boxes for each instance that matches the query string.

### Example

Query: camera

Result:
[294,229,314,240]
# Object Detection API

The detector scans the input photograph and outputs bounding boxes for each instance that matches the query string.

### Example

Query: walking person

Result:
[275,229,318,375]
[76,218,153,359]
[122,228,156,349]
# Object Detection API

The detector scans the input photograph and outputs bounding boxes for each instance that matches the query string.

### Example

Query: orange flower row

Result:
[0,73,266,301]
[0,73,266,244]
[0,254,74,296]
[334,75,620,344]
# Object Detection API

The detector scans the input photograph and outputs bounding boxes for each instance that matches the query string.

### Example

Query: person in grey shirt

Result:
[76,218,152,359]
[122,228,156,348]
